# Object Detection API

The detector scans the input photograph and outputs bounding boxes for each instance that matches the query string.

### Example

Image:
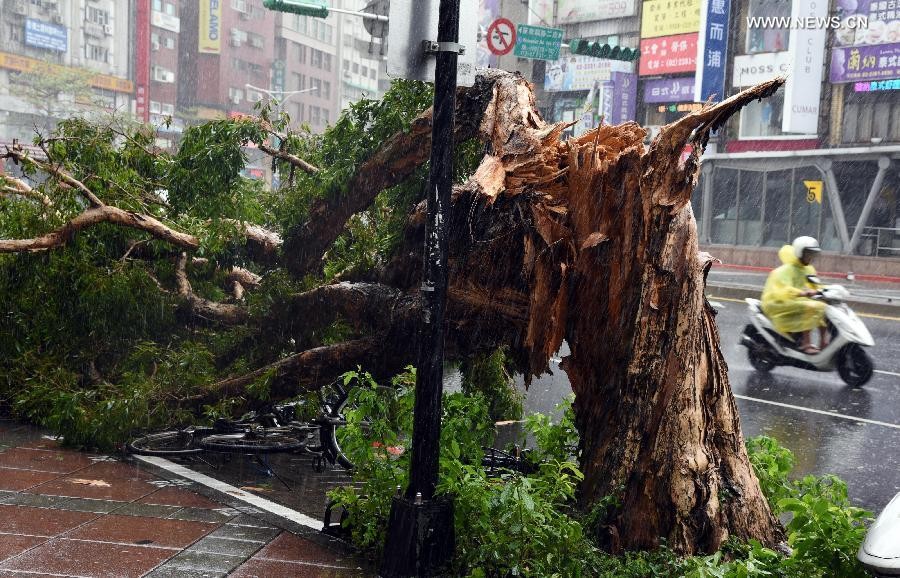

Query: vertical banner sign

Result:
[782,0,827,133]
[611,72,637,123]
[694,0,730,102]
[135,0,151,123]
[199,0,222,54]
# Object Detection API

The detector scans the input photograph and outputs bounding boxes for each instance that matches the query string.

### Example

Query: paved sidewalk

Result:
[0,418,374,578]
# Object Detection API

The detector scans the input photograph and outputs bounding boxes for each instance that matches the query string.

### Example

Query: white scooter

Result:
[859,492,900,576]
[739,276,875,387]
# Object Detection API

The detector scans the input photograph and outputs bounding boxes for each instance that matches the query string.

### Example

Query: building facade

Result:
[0,0,133,143]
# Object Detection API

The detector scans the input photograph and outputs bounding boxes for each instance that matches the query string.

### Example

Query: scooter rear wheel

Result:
[837,344,873,388]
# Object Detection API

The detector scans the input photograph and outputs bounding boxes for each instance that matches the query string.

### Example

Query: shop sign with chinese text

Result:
[831,42,900,82]
[544,56,633,90]
[641,0,701,38]
[557,0,637,22]
[644,76,695,102]
[639,33,698,75]
[694,0,730,101]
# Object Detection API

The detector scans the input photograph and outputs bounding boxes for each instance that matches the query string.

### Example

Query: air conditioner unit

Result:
[239,10,251,20]
[231,95,241,104]
[51,13,63,24]
[151,40,160,50]
[103,24,112,35]
[231,38,241,47]
[12,0,28,15]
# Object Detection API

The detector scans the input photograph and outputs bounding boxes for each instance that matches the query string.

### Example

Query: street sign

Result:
[386,0,478,86]
[262,0,328,17]
[486,17,516,56]
[804,180,823,204]
[514,24,563,61]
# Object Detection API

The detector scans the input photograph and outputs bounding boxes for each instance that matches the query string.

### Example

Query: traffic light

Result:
[568,39,640,62]
[262,0,329,18]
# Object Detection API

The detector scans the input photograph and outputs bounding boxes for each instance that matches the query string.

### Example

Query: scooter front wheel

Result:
[747,347,776,373]
[837,344,874,388]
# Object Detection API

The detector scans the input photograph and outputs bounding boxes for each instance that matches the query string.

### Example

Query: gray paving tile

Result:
[4,492,70,509]
[168,507,234,523]
[143,566,226,578]
[55,496,123,513]
[209,524,280,543]
[162,550,246,573]
[227,513,278,528]
[188,536,264,557]
[111,502,183,518]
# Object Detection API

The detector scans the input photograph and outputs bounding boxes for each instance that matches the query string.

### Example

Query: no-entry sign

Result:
[486,17,516,56]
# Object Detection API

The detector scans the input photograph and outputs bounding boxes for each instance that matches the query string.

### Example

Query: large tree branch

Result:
[258,142,319,175]
[282,69,526,277]
[0,175,52,206]
[2,147,104,207]
[174,253,248,325]
[0,205,199,253]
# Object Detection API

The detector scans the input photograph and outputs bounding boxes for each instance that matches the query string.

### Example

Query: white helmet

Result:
[792,236,821,260]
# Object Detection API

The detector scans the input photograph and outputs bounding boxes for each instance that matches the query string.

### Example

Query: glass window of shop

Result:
[711,168,739,244]
[763,170,792,247]
[745,0,790,53]
[739,90,785,138]
[841,88,900,145]
[710,166,839,248]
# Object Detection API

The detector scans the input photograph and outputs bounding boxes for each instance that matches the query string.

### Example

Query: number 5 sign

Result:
[486,18,516,56]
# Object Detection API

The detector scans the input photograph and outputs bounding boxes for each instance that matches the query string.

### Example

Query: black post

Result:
[379,0,459,576]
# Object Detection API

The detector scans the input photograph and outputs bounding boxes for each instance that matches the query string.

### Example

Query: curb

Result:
[706,283,900,318]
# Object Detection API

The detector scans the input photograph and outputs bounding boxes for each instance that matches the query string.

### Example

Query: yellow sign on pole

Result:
[199,0,222,54]
[803,180,823,204]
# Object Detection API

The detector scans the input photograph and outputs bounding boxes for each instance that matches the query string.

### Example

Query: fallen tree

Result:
[0,71,783,554]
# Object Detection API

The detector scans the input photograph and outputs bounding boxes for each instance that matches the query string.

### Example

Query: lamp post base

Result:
[379,495,454,577]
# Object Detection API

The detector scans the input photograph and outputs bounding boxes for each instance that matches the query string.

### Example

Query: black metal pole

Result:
[407,0,459,502]
[379,1,459,575]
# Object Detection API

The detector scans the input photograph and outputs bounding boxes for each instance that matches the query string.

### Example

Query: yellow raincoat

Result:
[760,245,826,335]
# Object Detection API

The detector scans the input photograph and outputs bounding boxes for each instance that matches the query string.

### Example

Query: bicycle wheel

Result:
[199,431,305,454]
[320,388,405,471]
[127,428,214,456]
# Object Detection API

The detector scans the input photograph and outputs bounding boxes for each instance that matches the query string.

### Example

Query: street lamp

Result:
[244,83,319,106]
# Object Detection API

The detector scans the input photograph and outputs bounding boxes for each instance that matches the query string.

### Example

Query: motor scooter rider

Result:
[760,236,828,354]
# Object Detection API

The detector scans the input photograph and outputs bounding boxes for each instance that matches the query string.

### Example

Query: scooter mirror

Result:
[806,275,821,285]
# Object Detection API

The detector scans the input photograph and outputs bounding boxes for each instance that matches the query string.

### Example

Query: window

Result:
[311,77,322,95]
[248,33,264,48]
[149,101,162,114]
[151,32,159,48]
[310,105,321,125]
[296,43,306,63]
[361,66,368,78]
[352,62,359,74]
[739,91,785,137]
[311,49,323,68]
[86,6,110,25]
[86,43,109,63]
[161,102,175,115]
[152,0,162,11]
[343,59,350,71]
[165,36,175,49]
[247,89,263,103]
[323,81,330,99]
[293,72,306,90]
[323,109,329,125]
[228,87,244,102]
[164,2,174,15]
[323,53,332,72]
[294,102,305,122]
[746,0,790,53]
[842,90,900,144]
[151,65,174,83]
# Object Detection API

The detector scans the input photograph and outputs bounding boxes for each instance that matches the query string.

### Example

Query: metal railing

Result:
[849,226,900,257]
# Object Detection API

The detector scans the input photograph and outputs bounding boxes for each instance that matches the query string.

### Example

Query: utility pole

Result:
[380,0,460,575]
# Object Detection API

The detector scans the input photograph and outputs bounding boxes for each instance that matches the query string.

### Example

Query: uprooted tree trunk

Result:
[0,68,784,554]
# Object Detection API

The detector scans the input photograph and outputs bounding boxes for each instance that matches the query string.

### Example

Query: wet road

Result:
[515,298,900,513]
